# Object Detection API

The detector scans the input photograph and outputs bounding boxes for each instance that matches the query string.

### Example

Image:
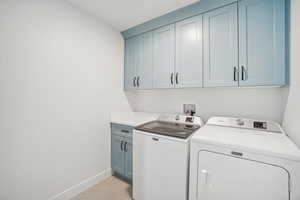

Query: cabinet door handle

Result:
[234,67,237,82]
[121,129,129,133]
[124,142,128,152]
[133,77,136,87]
[137,76,140,87]
[152,138,159,141]
[171,73,174,85]
[241,66,246,81]
[120,141,124,151]
[175,73,179,84]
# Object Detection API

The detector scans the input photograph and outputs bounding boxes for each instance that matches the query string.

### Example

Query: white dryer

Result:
[189,117,300,200]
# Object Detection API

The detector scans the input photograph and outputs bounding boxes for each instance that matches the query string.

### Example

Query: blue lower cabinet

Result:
[111,135,125,175]
[111,123,133,182]
[123,138,133,180]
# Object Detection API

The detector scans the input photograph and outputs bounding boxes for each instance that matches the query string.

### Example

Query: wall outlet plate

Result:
[183,104,196,116]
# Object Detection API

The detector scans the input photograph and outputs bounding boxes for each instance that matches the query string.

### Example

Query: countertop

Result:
[110,111,159,127]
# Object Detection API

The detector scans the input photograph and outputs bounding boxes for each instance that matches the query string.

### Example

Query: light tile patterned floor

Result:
[71,176,132,200]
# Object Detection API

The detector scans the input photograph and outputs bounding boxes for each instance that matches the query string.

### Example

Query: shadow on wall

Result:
[282,0,300,147]
[125,87,287,123]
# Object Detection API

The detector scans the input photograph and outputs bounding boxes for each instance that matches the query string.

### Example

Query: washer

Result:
[133,114,204,200]
[189,117,300,200]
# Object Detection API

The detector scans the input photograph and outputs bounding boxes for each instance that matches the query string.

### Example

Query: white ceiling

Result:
[66,0,199,31]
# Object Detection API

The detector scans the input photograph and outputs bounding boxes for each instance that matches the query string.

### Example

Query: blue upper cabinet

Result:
[153,24,176,88]
[136,32,153,89]
[124,32,153,90]
[238,0,286,86]
[175,15,203,88]
[124,0,287,90]
[203,3,238,87]
[124,37,138,90]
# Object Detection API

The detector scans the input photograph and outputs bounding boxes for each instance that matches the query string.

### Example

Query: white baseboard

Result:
[48,168,112,200]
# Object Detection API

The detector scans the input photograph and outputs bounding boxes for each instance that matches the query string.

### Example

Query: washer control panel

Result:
[253,121,267,130]
[158,114,204,126]
[185,116,194,123]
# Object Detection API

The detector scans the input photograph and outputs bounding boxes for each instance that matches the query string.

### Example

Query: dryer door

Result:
[197,151,290,200]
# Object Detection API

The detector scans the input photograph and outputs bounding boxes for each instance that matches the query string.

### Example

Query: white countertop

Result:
[110,112,159,127]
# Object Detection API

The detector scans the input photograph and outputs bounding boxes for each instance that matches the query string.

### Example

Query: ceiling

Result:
[66,0,199,31]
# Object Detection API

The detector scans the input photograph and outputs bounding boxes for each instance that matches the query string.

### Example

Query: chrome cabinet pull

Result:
[175,73,179,84]
[171,73,174,85]
[137,76,140,87]
[133,77,136,87]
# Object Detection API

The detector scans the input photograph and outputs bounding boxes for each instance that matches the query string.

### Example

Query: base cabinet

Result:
[111,123,133,182]
[111,135,125,175]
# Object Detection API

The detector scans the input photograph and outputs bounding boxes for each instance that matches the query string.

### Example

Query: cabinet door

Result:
[137,32,153,89]
[176,15,203,88]
[197,151,289,200]
[124,139,133,181]
[111,135,125,175]
[203,3,238,87]
[239,0,286,86]
[124,37,138,90]
[153,24,175,88]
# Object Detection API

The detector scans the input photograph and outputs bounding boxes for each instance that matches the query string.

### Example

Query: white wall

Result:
[283,0,300,147]
[0,1,131,199]
[127,87,286,123]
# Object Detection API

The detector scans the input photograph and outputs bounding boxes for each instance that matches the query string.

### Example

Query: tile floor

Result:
[72,176,132,200]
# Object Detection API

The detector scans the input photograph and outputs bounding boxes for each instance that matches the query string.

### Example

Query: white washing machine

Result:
[189,117,300,200]
[133,114,204,200]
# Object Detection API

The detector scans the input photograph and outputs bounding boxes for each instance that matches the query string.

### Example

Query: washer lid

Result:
[135,120,200,139]
[192,117,300,162]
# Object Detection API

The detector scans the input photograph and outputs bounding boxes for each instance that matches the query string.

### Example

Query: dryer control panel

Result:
[207,117,283,133]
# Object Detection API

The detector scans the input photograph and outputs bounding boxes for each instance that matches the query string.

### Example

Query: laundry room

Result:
[0,0,299,200]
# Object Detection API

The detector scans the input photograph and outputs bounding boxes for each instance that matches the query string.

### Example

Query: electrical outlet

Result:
[183,104,196,116]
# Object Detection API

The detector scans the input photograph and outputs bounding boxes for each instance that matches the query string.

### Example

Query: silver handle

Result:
[171,73,174,85]
[175,73,179,84]
[137,76,140,87]
[152,138,159,141]
[133,77,136,87]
